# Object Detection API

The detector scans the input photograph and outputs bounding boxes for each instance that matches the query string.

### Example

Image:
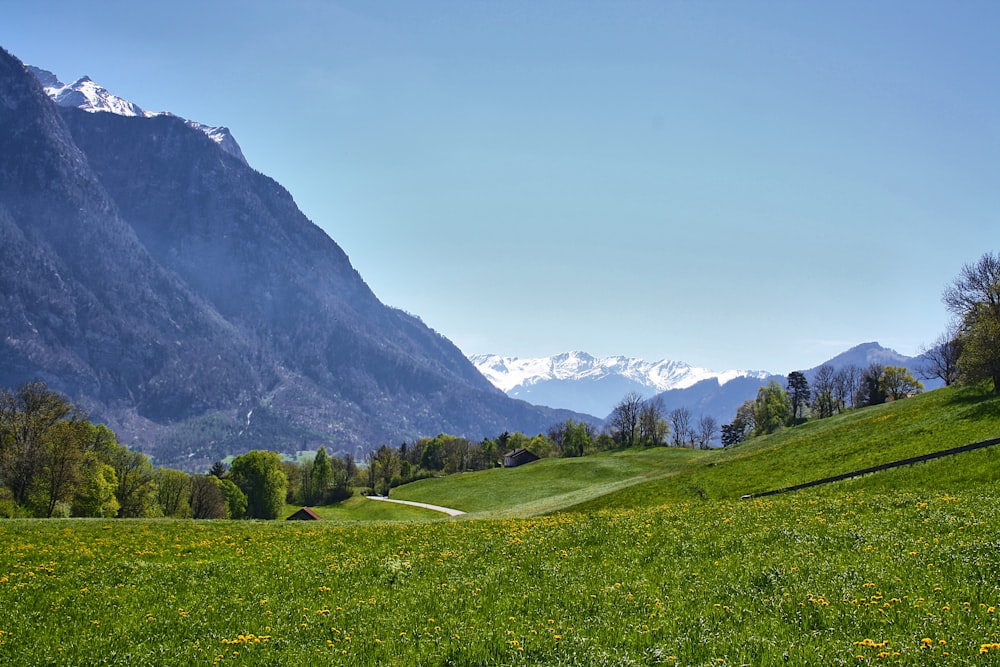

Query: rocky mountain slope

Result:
[0,48,583,469]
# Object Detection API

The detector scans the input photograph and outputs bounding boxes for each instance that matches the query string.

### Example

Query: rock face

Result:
[0,48,581,469]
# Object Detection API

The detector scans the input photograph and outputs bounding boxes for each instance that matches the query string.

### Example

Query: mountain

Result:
[473,343,942,442]
[470,351,770,417]
[0,48,586,469]
[26,65,248,164]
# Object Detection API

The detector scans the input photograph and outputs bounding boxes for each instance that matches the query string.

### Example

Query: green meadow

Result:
[2,385,1000,666]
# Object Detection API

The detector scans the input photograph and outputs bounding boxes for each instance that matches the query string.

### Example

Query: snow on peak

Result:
[27,65,248,165]
[468,351,767,395]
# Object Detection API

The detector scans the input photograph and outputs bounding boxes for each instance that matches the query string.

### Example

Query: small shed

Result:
[286,507,322,521]
[503,448,540,468]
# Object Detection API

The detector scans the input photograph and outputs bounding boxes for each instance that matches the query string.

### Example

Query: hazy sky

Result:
[5,1,998,373]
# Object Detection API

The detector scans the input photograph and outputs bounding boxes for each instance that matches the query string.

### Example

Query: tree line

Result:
[718,251,1000,446]
[719,364,924,446]
[607,393,718,449]
[0,381,350,519]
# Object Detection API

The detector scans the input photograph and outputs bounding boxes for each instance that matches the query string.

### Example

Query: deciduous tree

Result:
[695,415,717,449]
[668,407,693,447]
[881,366,923,401]
[753,381,790,436]
[638,397,669,447]
[811,364,838,418]
[155,468,192,518]
[856,363,887,407]
[943,252,1000,392]
[0,381,77,507]
[609,392,643,447]
[230,450,288,519]
[189,474,227,519]
[918,329,962,387]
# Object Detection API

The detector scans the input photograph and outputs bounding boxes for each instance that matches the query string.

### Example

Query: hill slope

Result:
[387,385,1000,515]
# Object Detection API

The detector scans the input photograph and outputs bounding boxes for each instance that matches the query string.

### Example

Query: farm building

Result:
[503,448,540,468]
[286,507,322,521]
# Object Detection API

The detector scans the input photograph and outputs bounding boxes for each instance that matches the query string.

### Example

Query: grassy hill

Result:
[2,384,999,666]
[388,384,1000,515]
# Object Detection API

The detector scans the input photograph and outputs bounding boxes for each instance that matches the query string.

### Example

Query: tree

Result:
[34,419,89,518]
[105,441,158,518]
[549,419,595,457]
[189,474,227,519]
[722,400,755,446]
[786,371,811,423]
[811,364,838,418]
[72,457,119,518]
[943,252,1000,392]
[230,450,288,519]
[695,415,717,449]
[753,381,790,436]
[418,438,445,472]
[307,446,334,504]
[668,407,693,447]
[440,436,471,474]
[208,460,228,479]
[327,454,354,503]
[0,381,77,507]
[609,392,643,447]
[918,329,962,387]
[372,444,399,496]
[833,364,861,410]
[219,478,248,519]
[881,366,923,401]
[856,363,887,407]
[638,397,669,447]
[155,468,192,518]
[720,422,743,447]
[365,448,378,492]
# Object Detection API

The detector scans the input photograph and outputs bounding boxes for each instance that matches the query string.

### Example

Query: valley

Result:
[1,384,998,665]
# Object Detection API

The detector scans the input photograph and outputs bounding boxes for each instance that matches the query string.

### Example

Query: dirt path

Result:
[366,495,466,516]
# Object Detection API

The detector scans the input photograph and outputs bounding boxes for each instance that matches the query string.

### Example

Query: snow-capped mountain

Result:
[469,351,770,417]
[27,66,248,164]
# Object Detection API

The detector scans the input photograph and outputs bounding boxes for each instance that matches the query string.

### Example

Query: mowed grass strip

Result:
[1,471,999,666]
[389,447,708,514]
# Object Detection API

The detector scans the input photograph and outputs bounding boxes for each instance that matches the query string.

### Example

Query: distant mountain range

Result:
[472,343,941,429]
[0,48,587,469]
[470,351,771,417]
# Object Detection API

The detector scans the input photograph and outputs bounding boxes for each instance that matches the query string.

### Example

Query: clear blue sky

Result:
[5,1,998,373]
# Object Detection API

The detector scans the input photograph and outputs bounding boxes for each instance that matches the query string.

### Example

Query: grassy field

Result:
[2,385,999,665]
[389,447,708,516]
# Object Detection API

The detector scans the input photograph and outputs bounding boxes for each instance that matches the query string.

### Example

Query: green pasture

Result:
[389,447,708,516]
[2,385,1000,665]
[2,473,999,665]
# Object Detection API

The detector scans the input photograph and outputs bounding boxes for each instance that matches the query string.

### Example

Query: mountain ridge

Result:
[27,64,248,164]
[471,342,939,424]
[0,48,588,469]
[470,350,771,416]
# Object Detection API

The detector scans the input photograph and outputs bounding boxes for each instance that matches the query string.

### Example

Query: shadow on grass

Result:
[945,385,1000,421]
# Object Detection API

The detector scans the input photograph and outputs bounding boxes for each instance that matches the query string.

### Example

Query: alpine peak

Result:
[27,65,248,164]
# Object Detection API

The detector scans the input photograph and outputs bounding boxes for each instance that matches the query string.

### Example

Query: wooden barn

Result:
[503,448,540,468]
[286,507,322,521]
